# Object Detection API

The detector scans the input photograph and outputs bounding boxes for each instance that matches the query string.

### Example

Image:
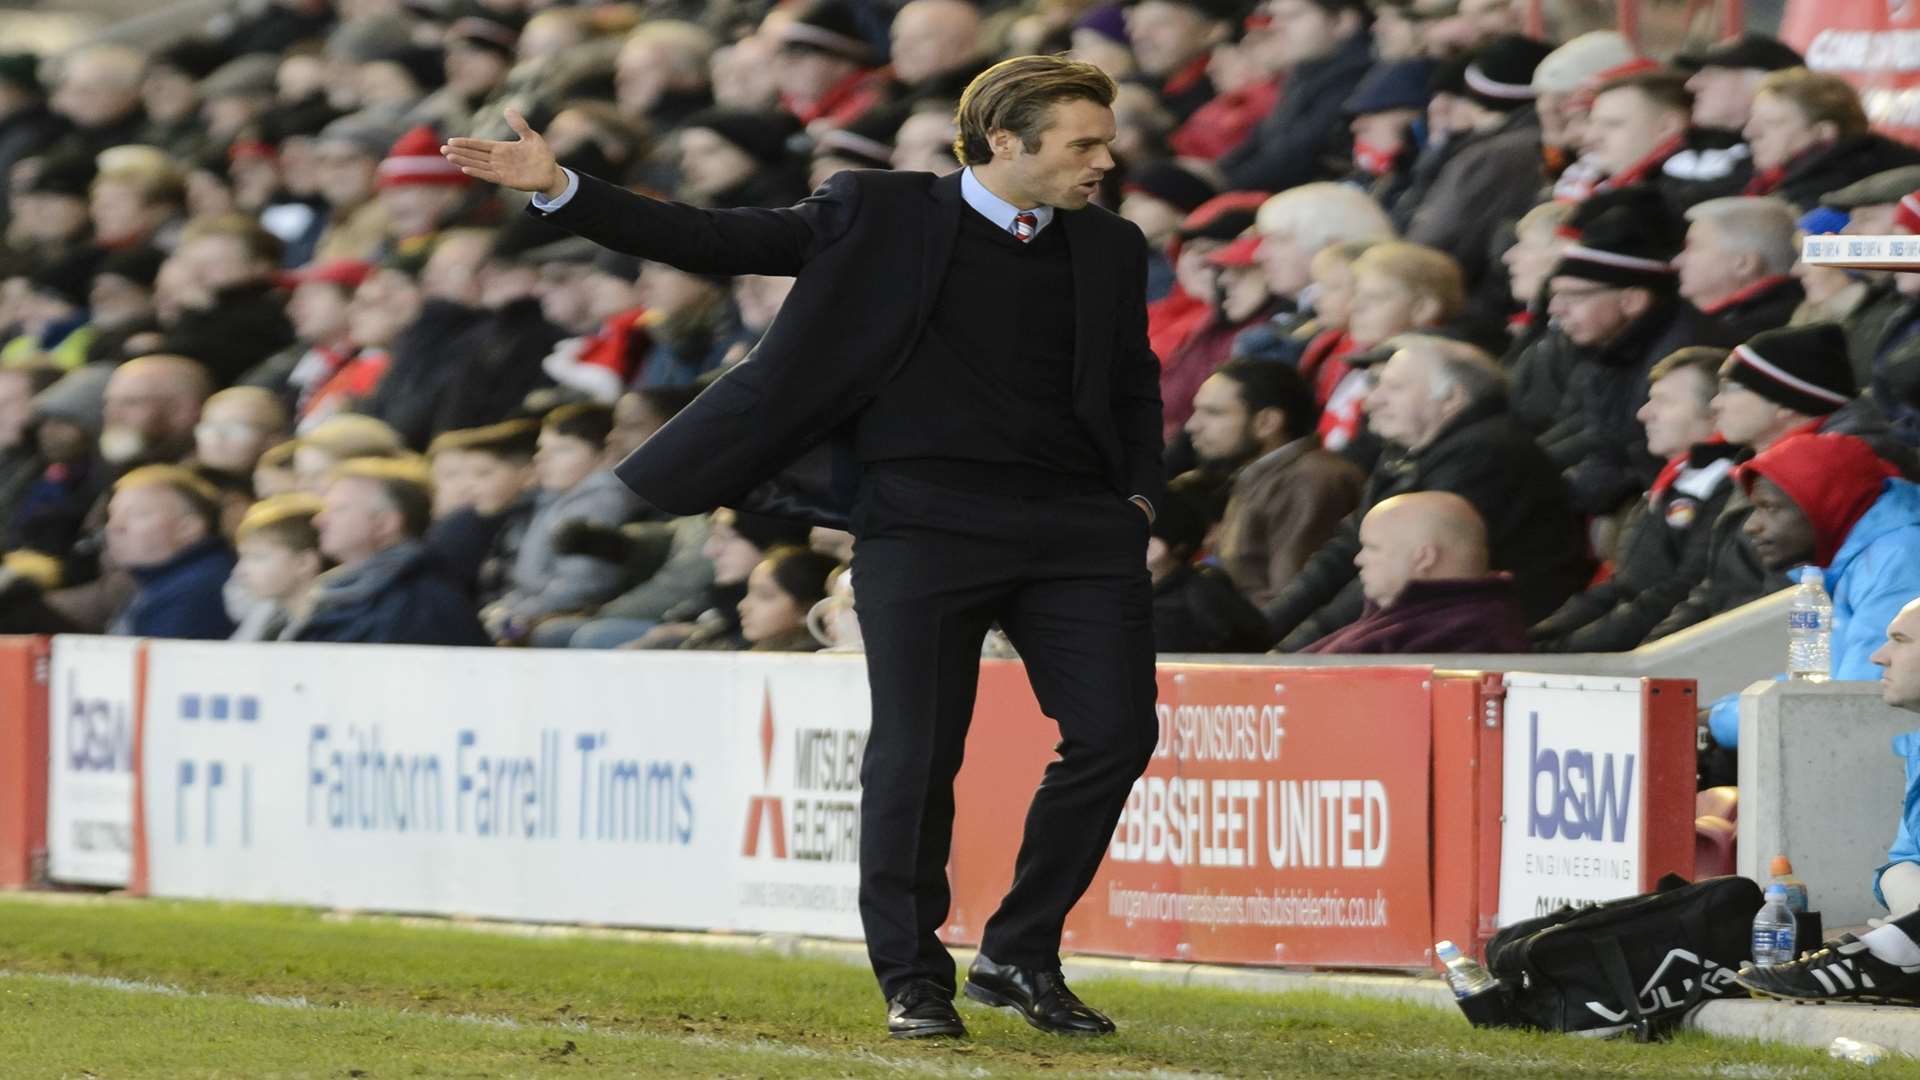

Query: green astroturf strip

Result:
[0,895,1876,1079]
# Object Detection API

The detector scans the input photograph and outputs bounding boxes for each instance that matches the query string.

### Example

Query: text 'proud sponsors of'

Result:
[1496,674,1645,925]
[1079,667,1433,967]
[47,636,139,887]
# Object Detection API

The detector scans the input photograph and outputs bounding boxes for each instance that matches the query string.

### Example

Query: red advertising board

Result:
[0,636,49,888]
[947,663,1435,968]
[1783,0,1920,144]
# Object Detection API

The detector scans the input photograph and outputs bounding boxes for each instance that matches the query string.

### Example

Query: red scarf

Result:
[1701,274,1793,315]
[1596,132,1685,192]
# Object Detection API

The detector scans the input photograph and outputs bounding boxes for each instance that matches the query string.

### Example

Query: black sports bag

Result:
[1470,874,1764,1040]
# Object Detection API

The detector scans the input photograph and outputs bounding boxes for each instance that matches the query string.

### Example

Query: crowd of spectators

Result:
[3,0,1920,701]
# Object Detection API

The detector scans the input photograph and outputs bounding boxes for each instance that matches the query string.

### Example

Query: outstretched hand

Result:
[441,108,568,198]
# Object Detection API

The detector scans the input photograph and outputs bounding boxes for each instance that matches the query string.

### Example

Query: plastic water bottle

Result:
[1769,855,1809,914]
[1787,567,1832,681]
[1752,885,1798,966]
[1830,1037,1889,1065]
[1435,940,1499,998]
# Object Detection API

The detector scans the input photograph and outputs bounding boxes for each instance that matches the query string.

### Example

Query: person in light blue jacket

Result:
[1708,432,1920,748]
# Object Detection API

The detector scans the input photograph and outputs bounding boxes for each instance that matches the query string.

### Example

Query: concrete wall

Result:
[1738,681,1916,926]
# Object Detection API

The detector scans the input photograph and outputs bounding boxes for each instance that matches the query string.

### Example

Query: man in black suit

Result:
[444,56,1164,1040]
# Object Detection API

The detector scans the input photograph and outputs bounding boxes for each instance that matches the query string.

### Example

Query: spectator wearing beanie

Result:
[1703,432,1920,750]
[1406,34,1552,292]
[1340,57,1436,221]
[1123,0,1238,124]
[377,125,479,264]
[137,41,226,160]
[739,546,840,652]
[1531,30,1637,175]
[1650,322,1914,641]
[0,53,67,225]
[773,0,888,129]
[1148,471,1269,652]
[676,108,808,209]
[1676,33,1804,138]
[1117,160,1216,302]
[1541,187,1729,516]
[1218,0,1373,192]
[1167,10,1284,160]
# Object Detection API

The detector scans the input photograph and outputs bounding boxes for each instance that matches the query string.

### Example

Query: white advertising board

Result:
[1497,674,1647,926]
[141,642,870,938]
[47,635,140,886]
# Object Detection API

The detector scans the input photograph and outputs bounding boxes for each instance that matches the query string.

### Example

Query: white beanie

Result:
[1531,31,1638,94]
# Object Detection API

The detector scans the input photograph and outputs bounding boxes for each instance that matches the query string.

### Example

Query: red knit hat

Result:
[1896,190,1920,235]
[1736,433,1898,567]
[377,126,471,189]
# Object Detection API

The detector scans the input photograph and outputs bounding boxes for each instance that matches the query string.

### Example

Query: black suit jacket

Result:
[534,168,1166,530]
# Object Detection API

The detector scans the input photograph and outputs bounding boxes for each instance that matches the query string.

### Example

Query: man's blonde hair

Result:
[1757,68,1869,139]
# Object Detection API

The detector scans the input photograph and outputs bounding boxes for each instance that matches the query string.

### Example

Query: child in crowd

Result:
[424,419,540,605]
[739,546,840,652]
[228,493,327,641]
[482,403,642,643]
[633,507,811,651]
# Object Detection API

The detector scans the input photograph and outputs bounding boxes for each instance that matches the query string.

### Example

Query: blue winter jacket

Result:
[1879,729,1920,907]
[1710,479,1920,747]
[111,538,237,639]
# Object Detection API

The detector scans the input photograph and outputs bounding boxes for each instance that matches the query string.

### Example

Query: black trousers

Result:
[849,468,1159,999]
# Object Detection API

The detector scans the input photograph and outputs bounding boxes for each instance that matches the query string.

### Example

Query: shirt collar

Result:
[960,167,1054,238]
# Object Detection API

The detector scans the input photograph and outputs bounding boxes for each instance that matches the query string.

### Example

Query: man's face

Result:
[1254,228,1311,300]
[347,270,423,349]
[1354,509,1414,607]
[1185,373,1259,463]
[702,510,765,586]
[289,280,353,344]
[380,184,464,241]
[773,46,854,104]
[1870,604,1920,710]
[312,142,378,210]
[1365,350,1448,450]
[1348,270,1428,349]
[1741,475,1818,570]
[235,536,319,604]
[1637,367,1715,459]
[1686,65,1762,131]
[1584,87,1681,175]
[1125,1,1220,78]
[1711,365,1797,448]
[1547,276,1638,348]
[1217,263,1271,322]
[53,58,139,129]
[1744,91,1821,173]
[195,396,281,474]
[104,370,191,449]
[176,234,264,296]
[314,476,395,565]
[106,485,199,570]
[890,1,977,86]
[1309,255,1358,329]
[891,110,960,173]
[616,41,675,116]
[999,98,1116,211]
[533,429,601,493]
[431,448,479,516]
[469,453,532,516]
[1267,0,1345,68]
[678,127,758,202]
[90,179,163,246]
[1676,219,1755,309]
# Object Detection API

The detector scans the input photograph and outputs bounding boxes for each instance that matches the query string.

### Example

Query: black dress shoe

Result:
[963,953,1116,1035]
[887,980,968,1039]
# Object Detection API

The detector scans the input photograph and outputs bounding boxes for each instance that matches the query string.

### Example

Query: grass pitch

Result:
[0,893,1887,1078]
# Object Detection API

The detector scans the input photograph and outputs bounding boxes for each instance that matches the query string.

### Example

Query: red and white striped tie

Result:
[1012,211,1037,243]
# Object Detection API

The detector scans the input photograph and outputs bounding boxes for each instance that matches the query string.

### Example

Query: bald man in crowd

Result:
[102,353,212,469]
[889,0,984,99]
[1301,491,1532,653]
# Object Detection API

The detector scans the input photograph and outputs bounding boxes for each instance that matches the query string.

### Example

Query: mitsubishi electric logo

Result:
[1583,948,1742,1022]
[742,685,788,858]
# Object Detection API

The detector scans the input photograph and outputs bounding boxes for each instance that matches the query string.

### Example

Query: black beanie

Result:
[1552,187,1685,291]
[1462,34,1552,113]
[684,108,803,167]
[1726,323,1856,417]
[729,509,814,553]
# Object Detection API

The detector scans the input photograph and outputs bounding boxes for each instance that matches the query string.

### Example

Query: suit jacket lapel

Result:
[917,172,964,331]
[1063,207,1109,395]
